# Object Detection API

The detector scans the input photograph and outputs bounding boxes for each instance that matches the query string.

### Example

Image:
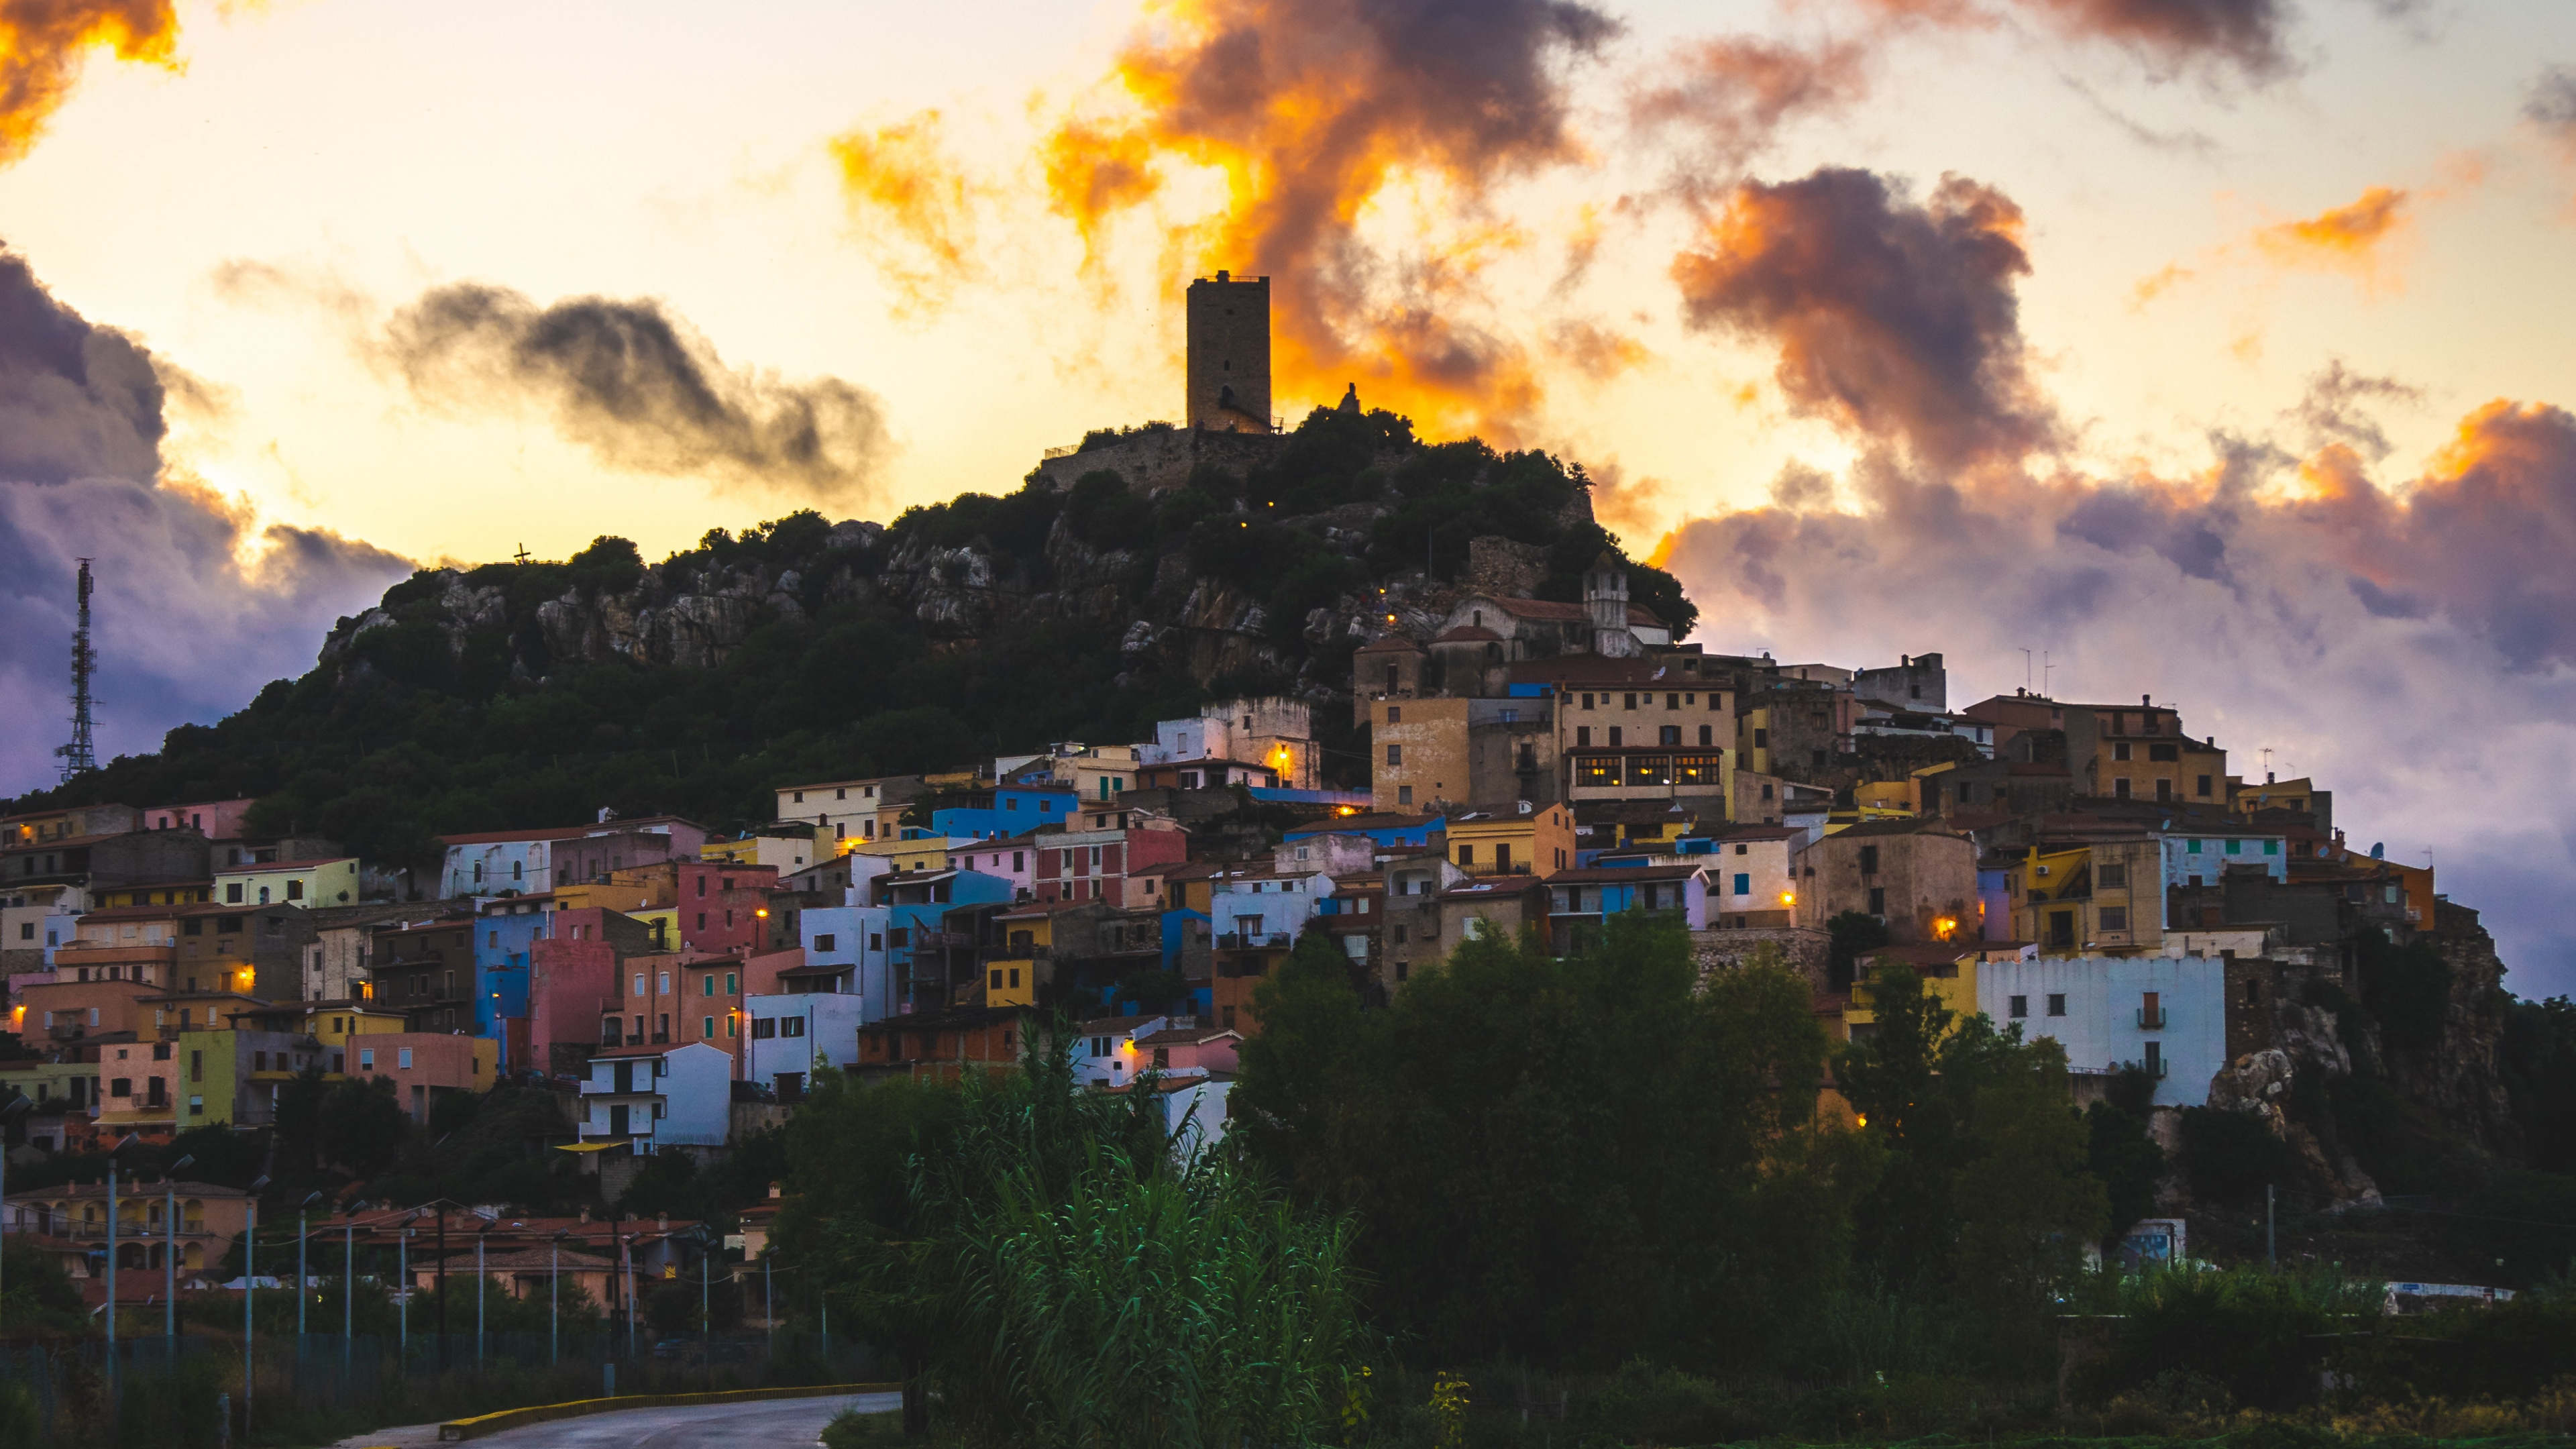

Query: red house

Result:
[1030,823,1189,908]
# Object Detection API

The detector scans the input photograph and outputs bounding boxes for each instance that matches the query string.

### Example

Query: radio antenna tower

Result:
[54,558,97,782]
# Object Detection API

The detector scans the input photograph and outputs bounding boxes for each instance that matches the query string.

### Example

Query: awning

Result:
[553,1140,630,1153]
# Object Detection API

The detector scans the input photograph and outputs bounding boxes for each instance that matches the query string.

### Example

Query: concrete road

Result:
[333,1391,900,1449]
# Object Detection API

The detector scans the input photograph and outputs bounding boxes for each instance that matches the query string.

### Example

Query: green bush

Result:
[2085,1265,2379,1411]
[2178,1105,2306,1206]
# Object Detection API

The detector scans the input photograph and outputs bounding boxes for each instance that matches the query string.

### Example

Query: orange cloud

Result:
[1039,0,1615,439]
[0,0,182,166]
[1040,116,1161,264]
[828,109,981,311]
[2254,185,2410,269]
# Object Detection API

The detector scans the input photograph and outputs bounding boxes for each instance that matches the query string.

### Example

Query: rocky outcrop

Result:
[2400,901,2521,1155]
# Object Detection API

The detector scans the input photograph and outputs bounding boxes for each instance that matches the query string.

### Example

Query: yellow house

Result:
[556,879,657,913]
[626,907,678,951]
[303,1005,410,1051]
[699,830,820,873]
[2007,837,2162,954]
[1843,946,1982,1040]
[213,857,363,908]
[93,883,213,908]
[849,835,969,874]
[1444,803,1575,878]
[1853,782,1917,818]
[1039,745,1145,805]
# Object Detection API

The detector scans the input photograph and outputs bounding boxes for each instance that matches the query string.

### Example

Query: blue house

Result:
[873,869,1016,1010]
[1283,812,1442,852]
[474,899,555,1034]
[933,786,1079,841]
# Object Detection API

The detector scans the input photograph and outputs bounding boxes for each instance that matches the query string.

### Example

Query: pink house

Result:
[144,799,255,840]
[945,835,1038,899]
[527,922,621,1079]
[345,1031,498,1120]
[1130,1022,1240,1074]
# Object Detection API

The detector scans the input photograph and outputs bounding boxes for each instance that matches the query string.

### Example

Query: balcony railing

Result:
[2136,1007,2167,1029]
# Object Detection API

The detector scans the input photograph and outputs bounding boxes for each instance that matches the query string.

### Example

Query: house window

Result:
[398,1048,413,1069]
[1733,873,1750,896]
[1576,727,1591,747]
[1386,745,1402,766]
[815,934,836,952]
[2100,906,2129,932]
[1386,706,1401,724]
[2196,775,2213,797]
[2008,995,2027,1019]
[2047,993,2065,1016]
[1608,727,1623,747]
[360,1048,374,1070]
[2114,778,2131,799]
[1868,886,1886,916]
[2113,742,2132,761]
[1456,845,1474,865]
[1858,846,1879,875]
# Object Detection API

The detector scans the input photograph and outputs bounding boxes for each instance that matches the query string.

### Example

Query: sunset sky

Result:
[3,0,2575,987]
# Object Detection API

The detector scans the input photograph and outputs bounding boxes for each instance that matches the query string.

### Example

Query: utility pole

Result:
[55,557,97,782]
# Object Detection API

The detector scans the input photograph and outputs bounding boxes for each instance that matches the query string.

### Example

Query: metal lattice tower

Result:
[54,557,97,782]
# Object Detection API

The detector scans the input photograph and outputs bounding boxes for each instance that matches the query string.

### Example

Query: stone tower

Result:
[1185,271,1272,433]
[1584,553,1640,658]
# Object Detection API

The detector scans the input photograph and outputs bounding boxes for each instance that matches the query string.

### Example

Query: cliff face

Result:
[2404,900,2522,1155]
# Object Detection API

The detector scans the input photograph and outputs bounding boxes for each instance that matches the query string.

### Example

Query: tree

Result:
[1825,911,1892,992]
[274,1067,328,1171]
[2086,1067,2165,1246]
[317,1075,410,1178]
[1235,912,1869,1368]
[1838,969,2110,1364]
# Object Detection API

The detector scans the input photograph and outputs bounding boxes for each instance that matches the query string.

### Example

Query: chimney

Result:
[2141,693,2151,706]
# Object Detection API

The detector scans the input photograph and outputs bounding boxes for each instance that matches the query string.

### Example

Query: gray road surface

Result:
[334,1391,900,1449]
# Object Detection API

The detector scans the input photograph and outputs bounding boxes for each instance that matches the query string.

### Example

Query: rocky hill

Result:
[15,406,1686,867]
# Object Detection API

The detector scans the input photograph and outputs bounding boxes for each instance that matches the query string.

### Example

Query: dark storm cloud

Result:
[381,283,895,506]
[1672,168,2059,471]
[0,247,409,792]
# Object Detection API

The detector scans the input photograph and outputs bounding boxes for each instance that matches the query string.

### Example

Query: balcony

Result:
[2136,1007,2167,1029]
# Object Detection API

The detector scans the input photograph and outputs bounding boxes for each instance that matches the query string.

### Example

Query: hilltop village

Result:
[0,273,2516,1313]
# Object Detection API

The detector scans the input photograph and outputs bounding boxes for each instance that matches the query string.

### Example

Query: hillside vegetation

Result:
[4,406,1688,867]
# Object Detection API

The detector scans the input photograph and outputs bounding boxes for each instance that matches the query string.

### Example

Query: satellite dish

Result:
[2369,842,2385,859]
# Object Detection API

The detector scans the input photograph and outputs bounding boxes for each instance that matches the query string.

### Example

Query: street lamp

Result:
[295,1191,321,1339]
[244,1172,271,1432]
[163,1153,195,1343]
[549,1230,568,1366]
[104,1134,137,1366]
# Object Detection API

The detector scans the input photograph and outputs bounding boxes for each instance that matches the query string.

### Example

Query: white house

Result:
[1125,1071,1235,1161]
[1976,954,2226,1109]
[747,992,865,1097]
[1208,869,1336,947]
[578,1040,730,1148]
[1693,826,1798,927]
[796,905,898,1019]
[2156,829,2288,910]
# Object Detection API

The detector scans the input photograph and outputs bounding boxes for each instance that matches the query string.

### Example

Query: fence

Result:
[0,1330,884,1448]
